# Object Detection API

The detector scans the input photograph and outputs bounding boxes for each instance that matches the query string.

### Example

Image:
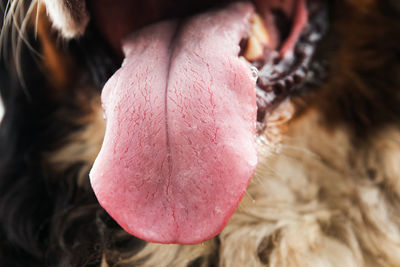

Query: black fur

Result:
[0,7,136,264]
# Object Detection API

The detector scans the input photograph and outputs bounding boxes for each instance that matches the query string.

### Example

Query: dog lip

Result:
[252,0,328,131]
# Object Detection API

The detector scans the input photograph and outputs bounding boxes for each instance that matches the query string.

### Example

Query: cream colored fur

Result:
[49,96,400,266]
[46,95,105,187]
[116,105,400,266]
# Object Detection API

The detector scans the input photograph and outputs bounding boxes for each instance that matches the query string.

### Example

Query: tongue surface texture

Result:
[90,2,257,244]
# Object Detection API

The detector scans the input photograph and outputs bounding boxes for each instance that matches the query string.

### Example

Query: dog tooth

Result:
[244,35,264,61]
[251,14,270,46]
[242,13,271,62]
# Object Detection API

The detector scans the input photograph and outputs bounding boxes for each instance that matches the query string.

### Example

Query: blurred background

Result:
[0,96,3,123]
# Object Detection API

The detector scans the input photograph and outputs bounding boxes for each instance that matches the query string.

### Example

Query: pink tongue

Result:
[90,2,257,244]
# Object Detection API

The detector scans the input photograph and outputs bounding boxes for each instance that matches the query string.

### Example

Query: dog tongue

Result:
[90,3,257,244]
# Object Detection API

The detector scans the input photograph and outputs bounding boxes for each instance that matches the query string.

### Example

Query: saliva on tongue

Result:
[90,2,258,244]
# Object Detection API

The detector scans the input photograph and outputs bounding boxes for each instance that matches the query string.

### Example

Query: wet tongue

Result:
[90,2,258,244]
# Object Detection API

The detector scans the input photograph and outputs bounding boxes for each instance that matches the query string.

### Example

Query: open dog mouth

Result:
[88,0,327,244]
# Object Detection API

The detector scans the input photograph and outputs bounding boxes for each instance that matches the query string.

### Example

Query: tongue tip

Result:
[89,134,258,245]
[129,230,218,245]
[90,166,254,245]
[118,212,236,245]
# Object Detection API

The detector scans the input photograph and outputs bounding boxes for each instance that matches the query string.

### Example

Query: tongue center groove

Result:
[164,21,185,235]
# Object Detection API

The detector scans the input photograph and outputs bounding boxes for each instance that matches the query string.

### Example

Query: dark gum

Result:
[240,0,328,134]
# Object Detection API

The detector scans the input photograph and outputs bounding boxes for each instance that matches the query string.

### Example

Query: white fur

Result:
[43,0,89,38]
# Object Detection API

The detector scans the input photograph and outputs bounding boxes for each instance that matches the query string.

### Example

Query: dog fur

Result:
[1,0,400,266]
